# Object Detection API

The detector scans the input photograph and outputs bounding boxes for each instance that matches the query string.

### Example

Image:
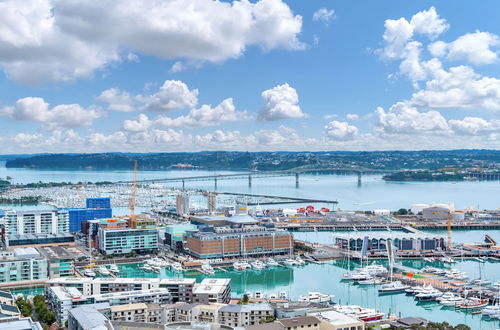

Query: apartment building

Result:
[0,248,48,284]
[3,210,69,235]
[192,278,231,304]
[219,303,274,327]
[98,227,159,255]
[185,226,293,259]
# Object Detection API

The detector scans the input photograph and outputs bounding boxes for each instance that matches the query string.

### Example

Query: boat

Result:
[436,291,456,302]
[333,305,384,322]
[98,265,110,276]
[295,257,306,266]
[471,279,492,286]
[251,260,267,270]
[171,262,185,272]
[358,278,383,286]
[378,281,409,294]
[440,256,456,263]
[109,264,119,273]
[283,258,298,266]
[423,257,435,262]
[278,291,288,299]
[151,265,161,273]
[266,258,280,267]
[233,260,251,271]
[298,292,333,303]
[415,286,442,301]
[201,263,215,275]
[481,304,500,316]
[459,298,489,310]
[142,264,153,271]
[83,268,96,277]
[440,296,466,307]
[350,272,373,282]
[473,257,486,263]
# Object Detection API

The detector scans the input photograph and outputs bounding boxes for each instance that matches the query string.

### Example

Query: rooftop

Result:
[110,303,147,313]
[69,306,108,330]
[278,316,320,328]
[309,310,362,326]
[0,317,43,330]
[220,303,273,313]
[334,232,445,240]
[37,246,73,260]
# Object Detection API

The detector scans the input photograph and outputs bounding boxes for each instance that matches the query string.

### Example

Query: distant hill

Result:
[4,150,500,171]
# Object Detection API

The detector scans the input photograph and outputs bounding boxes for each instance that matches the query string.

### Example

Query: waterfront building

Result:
[0,248,48,284]
[276,316,321,330]
[37,246,74,278]
[98,226,159,255]
[176,194,190,216]
[185,225,293,259]
[5,233,75,249]
[219,303,274,327]
[3,210,69,236]
[110,303,148,323]
[66,197,113,233]
[0,290,20,319]
[189,214,259,227]
[334,232,445,252]
[192,278,231,304]
[422,206,451,220]
[47,277,197,302]
[86,197,111,209]
[164,223,198,250]
[309,310,364,330]
[48,286,172,320]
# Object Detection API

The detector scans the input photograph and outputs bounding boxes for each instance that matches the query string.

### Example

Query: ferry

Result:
[83,269,96,277]
[378,281,409,294]
[98,265,110,276]
[298,292,333,303]
[109,264,119,273]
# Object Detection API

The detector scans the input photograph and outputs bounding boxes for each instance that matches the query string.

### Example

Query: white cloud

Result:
[312,8,335,25]
[122,114,154,132]
[0,0,303,84]
[346,114,359,121]
[258,83,306,121]
[409,6,449,40]
[324,120,358,141]
[96,88,135,112]
[155,98,248,128]
[13,133,43,146]
[324,114,338,120]
[448,117,500,135]
[382,17,414,59]
[445,31,499,65]
[428,40,448,57]
[375,102,449,134]
[2,97,102,130]
[138,80,199,112]
[170,61,185,73]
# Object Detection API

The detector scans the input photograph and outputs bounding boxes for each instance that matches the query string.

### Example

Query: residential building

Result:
[185,226,293,259]
[68,209,113,233]
[192,278,231,304]
[309,310,364,330]
[98,227,158,255]
[48,286,172,320]
[164,224,198,250]
[0,248,48,284]
[68,305,109,330]
[110,303,148,323]
[0,291,20,319]
[176,194,190,216]
[219,303,274,327]
[0,316,43,330]
[37,246,74,278]
[3,210,69,236]
[5,233,75,249]
[277,316,321,330]
[47,277,197,301]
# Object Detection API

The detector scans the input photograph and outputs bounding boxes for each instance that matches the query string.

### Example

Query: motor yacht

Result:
[415,286,442,301]
[251,260,267,270]
[440,296,466,307]
[378,281,409,294]
[83,268,96,277]
[201,263,215,275]
[98,265,110,276]
[266,258,280,267]
[233,260,251,271]
[171,262,185,272]
[459,298,489,310]
[109,264,119,273]
[283,258,298,266]
[298,292,333,303]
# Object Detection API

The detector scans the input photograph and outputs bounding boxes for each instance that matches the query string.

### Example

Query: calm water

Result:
[1,164,499,210]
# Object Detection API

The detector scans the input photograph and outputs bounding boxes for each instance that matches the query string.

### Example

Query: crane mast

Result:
[129,160,138,229]
[447,211,452,251]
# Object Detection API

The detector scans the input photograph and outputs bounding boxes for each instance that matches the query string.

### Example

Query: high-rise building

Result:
[4,210,69,235]
[207,193,217,215]
[86,197,111,209]
[176,194,190,216]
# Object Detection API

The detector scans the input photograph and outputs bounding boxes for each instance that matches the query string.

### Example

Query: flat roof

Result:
[7,233,74,240]
[69,306,108,329]
[278,316,320,328]
[110,303,147,313]
[37,246,74,260]
[334,232,445,240]
[309,310,362,326]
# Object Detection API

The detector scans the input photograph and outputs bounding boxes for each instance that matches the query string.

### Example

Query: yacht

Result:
[473,257,486,263]
[445,269,468,280]
[151,265,161,273]
[295,257,306,266]
[440,296,466,307]
[266,258,280,267]
[171,262,185,272]
[436,291,455,302]
[83,268,96,277]
[440,256,456,263]
[378,281,409,294]
[201,263,215,275]
[251,260,267,270]
[471,279,492,286]
[283,258,298,266]
[356,265,387,275]
[350,272,373,282]
[233,260,251,271]
[98,265,110,276]
[415,286,442,301]
[142,264,153,271]
[278,291,288,299]
[298,292,333,303]
[357,278,381,286]
[423,257,435,262]
[109,264,119,273]
[459,298,489,310]
[481,304,500,316]
[333,305,384,322]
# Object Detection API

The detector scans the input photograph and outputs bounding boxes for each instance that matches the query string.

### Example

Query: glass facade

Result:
[100,228,158,254]
[68,208,112,232]
[86,197,111,209]
[4,210,69,235]
[0,258,48,282]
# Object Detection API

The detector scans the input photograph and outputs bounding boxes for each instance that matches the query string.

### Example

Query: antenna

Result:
[129,160,138,229]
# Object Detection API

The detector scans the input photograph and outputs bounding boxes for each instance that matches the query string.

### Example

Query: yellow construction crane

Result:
[447,211,452,251]
[129,160,138,229]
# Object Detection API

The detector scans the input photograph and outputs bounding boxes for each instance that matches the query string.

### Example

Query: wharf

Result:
[282,222,500,232]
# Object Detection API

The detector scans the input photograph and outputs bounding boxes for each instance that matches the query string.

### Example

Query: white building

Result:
[192,278,231,304]
[4,210,69,235]
[176,194,190,216]
[219,303,274,327]
[309,310,364,330]
[0,248,48,283]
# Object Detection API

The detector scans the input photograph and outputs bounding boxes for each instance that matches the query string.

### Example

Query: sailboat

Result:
[378,238,408,294]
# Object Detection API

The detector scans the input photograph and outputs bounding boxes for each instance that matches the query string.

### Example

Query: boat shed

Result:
[334,232,445,252]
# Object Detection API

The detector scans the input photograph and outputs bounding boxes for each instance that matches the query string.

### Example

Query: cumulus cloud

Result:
[2,97,102,130]
[258,83,306,121]
[324,121,358,141]
[375,102,449,134]
[436,31,500,65]
[0,0,303,84]
[312,8,335,26]
[448,117,500,135]
[122,114,154,132]
[346,114,359,121]
[155,98,248,128]
[98,80,198,113]
[409,6,449,40]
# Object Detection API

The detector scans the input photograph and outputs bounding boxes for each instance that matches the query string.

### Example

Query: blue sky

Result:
[0,0,499,153]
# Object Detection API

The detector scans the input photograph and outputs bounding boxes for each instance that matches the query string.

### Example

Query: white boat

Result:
[151,265,161,273]
[201,263,215,275]
[471,279,492,286]
[98,265,110,276]
[415,286,442,301]
[109,264,119,273]
[298,292,333,303]
[440,296,466,307]
[251,260,267,270]
[142,264,153,271]
[278,291,288,299]
[295,257,306,266]
[233,260,251,271]
[423,257,434,262]
[171,262,185,272]
[83,268,96,277]
[357,278,383,286]
[333,305,384,322]
[146,257,169,268]
[283,258,298,266]
[440,256,456,263]
[459,298,489,310]
[266,257,280,267]
[482,304,500,316]
[473,257,486,263]
[378,281,409,294]
[436,292,456,302]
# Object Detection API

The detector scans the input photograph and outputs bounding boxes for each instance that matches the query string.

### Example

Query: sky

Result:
[0,0,500,153]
